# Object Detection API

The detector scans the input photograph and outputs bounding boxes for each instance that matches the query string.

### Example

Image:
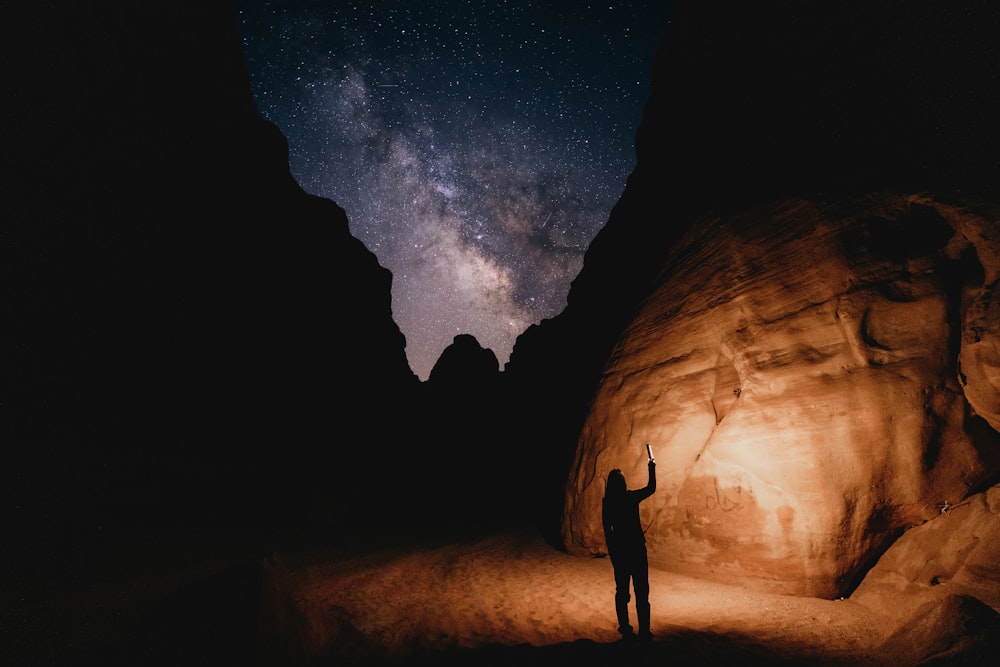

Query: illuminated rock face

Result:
[854,484,1000,613]
[562,194,1000,598]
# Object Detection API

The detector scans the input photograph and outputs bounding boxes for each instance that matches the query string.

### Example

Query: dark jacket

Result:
[602,461,656,556]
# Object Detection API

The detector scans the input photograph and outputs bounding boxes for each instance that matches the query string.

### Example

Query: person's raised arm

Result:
[638,459,656,500]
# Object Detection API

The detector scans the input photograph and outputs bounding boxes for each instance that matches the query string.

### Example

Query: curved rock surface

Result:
[562,193,1000,598]
[855,484,1000,614]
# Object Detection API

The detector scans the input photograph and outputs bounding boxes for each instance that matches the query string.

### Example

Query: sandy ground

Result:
[8,521,996,666]
[265,524,888,666]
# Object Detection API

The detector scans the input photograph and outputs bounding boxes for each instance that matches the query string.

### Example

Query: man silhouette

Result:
[602,454,656,642]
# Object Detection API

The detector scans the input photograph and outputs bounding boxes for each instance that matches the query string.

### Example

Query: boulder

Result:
[562,194,1000,598]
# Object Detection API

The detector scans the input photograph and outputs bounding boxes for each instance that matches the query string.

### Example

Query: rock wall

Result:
[506,1,1000,541]
[562,194,1000,598]
[855,483,1000,616]
[554,1,1000,597]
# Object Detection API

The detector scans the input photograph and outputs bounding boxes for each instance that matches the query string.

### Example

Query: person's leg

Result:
[612,561,633,637]
[634,547,651,639]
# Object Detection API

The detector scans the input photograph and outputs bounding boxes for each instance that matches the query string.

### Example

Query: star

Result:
[237,0,673,379]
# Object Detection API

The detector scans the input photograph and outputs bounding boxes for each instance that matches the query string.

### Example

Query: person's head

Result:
[606,469,626,497]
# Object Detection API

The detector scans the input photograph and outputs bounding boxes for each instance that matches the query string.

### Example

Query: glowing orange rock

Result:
[562,194,1000,598]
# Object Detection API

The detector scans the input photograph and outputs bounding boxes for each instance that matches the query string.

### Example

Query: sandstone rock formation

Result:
[561,193,1000,598]
[859,485,1000,664]
[855,484,1000,618]
[550,0,1000,599]
[505,0,1000,542]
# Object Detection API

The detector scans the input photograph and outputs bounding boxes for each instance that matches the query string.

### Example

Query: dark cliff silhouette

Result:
[3,2,420,575]
[417,334,522,528]
[427,334,500,387]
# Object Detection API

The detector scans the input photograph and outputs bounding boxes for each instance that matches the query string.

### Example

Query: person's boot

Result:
[637,600,652,642]
[615,597,633,640]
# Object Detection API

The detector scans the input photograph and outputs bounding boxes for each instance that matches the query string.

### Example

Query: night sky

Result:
[236,1,673,380]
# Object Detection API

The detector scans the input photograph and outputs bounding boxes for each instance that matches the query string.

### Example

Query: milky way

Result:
[237,1,672,379]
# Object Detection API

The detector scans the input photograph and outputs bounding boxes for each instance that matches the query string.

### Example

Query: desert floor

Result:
[261,523,888,666]
[5,520,989,666]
